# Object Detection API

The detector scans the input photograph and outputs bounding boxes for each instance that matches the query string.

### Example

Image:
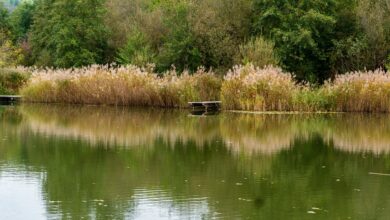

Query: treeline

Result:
[1,0,390,82]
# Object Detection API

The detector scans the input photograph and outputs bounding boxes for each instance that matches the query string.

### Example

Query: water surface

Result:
[1,104,390,219]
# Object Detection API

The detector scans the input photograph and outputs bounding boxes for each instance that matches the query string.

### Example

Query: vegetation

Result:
[0,0,388,82]
[21,65,221,107]
[0,0,389,112]
[0,67,29,94]
[19,64,390,112]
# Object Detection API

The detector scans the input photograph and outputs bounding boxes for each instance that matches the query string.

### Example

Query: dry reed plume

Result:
[21,64,390,112]
[324,69,390,112]
[21,65,221,107]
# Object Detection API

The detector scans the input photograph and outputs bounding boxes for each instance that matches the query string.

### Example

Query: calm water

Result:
[1,105,390,220]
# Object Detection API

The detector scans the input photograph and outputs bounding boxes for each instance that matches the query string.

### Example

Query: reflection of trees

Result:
[2,106,390,219]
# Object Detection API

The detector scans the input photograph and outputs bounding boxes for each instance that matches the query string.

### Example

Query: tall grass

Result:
[21,64,390,112]
[221,65,299,111]
[323,69,390,112]
[21,65,221,107]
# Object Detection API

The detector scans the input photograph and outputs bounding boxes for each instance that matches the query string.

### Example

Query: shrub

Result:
[235,37,278,68]
[0,30,24,67]
[116,30,155,67]
[0,68,30,94]
[221,64,298,111]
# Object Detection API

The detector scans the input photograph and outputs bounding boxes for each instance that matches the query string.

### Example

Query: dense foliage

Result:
[0,0,389,82]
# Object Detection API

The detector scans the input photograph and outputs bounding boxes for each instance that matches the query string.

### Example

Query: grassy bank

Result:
[20,65,390,112]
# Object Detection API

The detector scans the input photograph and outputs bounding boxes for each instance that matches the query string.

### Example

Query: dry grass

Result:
[21,64,390,112]
[324,69,390,112]
[21,65,221,107]
[221,65,299,111]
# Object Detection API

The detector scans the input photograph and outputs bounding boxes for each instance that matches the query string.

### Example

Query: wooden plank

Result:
[188,101,222,104]
[188,101,221,111]
[0,95,22,102]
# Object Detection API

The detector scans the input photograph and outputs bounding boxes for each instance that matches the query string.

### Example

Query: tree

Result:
[0,2,9,30]
[9,1,35,41]
[29,0,109,68]
[235,37,278,68]
[189,0,252,72]
[0,30,23,67]
[116,30,155,67]
[155,1,202,72]
[253,0,352,82]
[356,0,390,69]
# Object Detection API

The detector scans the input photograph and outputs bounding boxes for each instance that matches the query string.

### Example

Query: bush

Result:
[235,37,278,68]
[0,30,23,67]
[0,68,30,94]
[116,30,155,67]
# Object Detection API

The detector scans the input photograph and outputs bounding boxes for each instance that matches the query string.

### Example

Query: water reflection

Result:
[1,105,390,219]
[13,104,390,155]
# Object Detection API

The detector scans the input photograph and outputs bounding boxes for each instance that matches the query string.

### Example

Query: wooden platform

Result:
[0,95,22,103]
[188,101,221,111]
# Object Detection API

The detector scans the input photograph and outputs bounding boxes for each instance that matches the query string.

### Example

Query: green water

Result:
[1,105,390,219]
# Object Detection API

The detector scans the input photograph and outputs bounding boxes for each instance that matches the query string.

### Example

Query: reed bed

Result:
[21,65,221,107]
[323,69,390,112]
[21,65,390,112]
[221,65,298,111]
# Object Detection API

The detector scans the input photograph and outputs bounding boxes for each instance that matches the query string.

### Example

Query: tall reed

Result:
[21,64,390,112]
[21,65,221,107]
[324,69,390,112]
[221,65,299,111]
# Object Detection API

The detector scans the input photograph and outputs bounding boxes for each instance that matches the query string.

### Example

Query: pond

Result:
[1,104,390,219]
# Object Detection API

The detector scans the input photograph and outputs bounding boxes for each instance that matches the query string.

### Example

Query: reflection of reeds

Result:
[20,105,221,148]
[321,114,390,154]
[16,105,390,155]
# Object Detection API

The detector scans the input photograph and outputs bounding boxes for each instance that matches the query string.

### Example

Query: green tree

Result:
[116,30,155,67]
[155,1,202,72]
[189,0,252,72]
[0,2,9,30]
[253,0,351,82]
[8,1,35,40]
[235,37,278,68]
[0,30,23,67]
[356,0,390,70]
[29,0,109,68]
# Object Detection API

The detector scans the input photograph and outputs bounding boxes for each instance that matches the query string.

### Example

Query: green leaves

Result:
[254,0,344,82]
[29,0,108,68]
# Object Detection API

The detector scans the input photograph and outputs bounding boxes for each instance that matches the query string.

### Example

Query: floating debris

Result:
[307,211,316,214]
